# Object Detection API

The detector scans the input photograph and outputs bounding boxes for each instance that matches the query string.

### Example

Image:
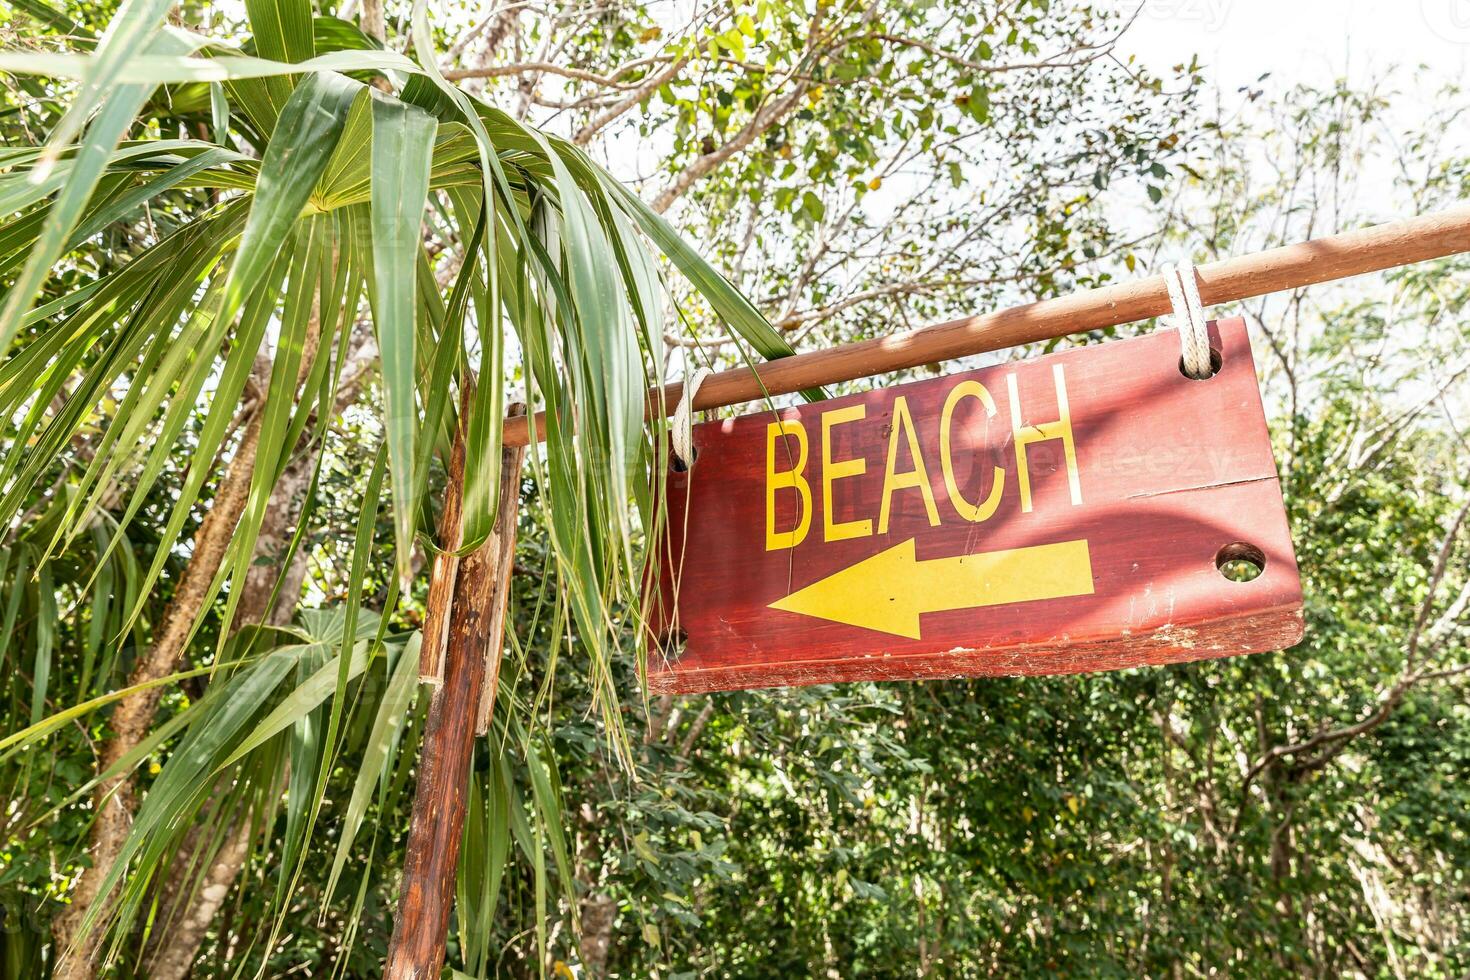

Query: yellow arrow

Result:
[768,538,1094,639]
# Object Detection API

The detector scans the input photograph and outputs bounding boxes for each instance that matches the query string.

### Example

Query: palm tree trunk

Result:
[139,452,317,979]
[54,311,331,976]
[143,810,255,980]
[577,890,617,977]
[385,399,525,980]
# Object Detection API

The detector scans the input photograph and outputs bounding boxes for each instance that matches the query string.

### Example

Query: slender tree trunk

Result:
[385,400,525,980]
[141,329,375,980]
[232,447,320,629]
[359,0,384,45]
[573,795,615,978]
[144,813,254,980]
[54,311,328,976]
[577,891,617,978]
[140,449,319,980]
[52,409,264,980]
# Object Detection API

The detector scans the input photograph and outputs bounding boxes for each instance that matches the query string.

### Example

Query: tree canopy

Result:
[0,0,1465,977]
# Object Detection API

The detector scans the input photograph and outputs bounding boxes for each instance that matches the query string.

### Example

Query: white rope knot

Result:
[671,367,712,470]
[1164,259,1216,379]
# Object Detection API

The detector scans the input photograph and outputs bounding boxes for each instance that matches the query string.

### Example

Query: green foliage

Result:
[0,1,1465,977]
[0,0,807,971]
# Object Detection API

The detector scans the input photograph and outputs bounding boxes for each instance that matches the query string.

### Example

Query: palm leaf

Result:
[370,92,439,584]
[0,0,819,968]
[0,28,201,354]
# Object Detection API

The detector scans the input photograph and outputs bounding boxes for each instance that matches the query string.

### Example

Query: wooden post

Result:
[385,404,525,980]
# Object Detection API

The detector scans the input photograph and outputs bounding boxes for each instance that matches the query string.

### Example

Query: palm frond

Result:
[0,0,808,968]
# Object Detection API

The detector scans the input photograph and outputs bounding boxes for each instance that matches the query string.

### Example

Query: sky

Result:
[1120,0,1469,419]
[1120,0,1470,95]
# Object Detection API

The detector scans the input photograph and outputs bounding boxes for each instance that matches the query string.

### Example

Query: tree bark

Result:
[360,0,385,43]
[52,409,265,980]
[577,891,617,978]
[141,328,376,980]
[140,449,320,980]
[232,446,320,628]
[54,314,328,977]
[143,812,254,980]
[384,401,525,980]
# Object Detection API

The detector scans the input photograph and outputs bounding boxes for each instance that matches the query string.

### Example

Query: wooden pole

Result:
[385,404,525,980]
[501,204,1470,447]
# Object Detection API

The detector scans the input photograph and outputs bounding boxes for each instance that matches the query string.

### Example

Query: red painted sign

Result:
[646,317,1303,694]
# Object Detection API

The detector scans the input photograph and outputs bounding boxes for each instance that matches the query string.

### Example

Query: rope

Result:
[1165,259,1215,379]
[671,367,712,470]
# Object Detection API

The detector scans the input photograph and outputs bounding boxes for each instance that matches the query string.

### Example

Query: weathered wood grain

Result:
[476,408,525,735]
[647,318,1304,693]
[418,397,467,684]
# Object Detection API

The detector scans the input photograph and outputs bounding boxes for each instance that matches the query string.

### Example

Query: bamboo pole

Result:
[385,405,526,980]
[501,204,1470,446]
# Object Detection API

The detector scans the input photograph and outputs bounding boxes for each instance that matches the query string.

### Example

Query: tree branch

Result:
[442,56,666,88]
[573,53,693,147]
[1234,493,1470,813]
[672,701,716,771]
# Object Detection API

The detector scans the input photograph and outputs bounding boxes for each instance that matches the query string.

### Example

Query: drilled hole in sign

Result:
[1215,542,1265,582]
[654,627,689,650]
[670,448,698,472]
[1178,347,1223,381]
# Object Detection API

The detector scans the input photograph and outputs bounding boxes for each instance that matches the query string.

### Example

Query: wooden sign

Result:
[646,317,1303,694]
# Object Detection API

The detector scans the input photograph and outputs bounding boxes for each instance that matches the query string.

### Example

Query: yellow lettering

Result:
[766,420,812,550]
[878,396,941,534]
[940,380,1005,523]
[1006,364,1082,513]
[821,405,872,542]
